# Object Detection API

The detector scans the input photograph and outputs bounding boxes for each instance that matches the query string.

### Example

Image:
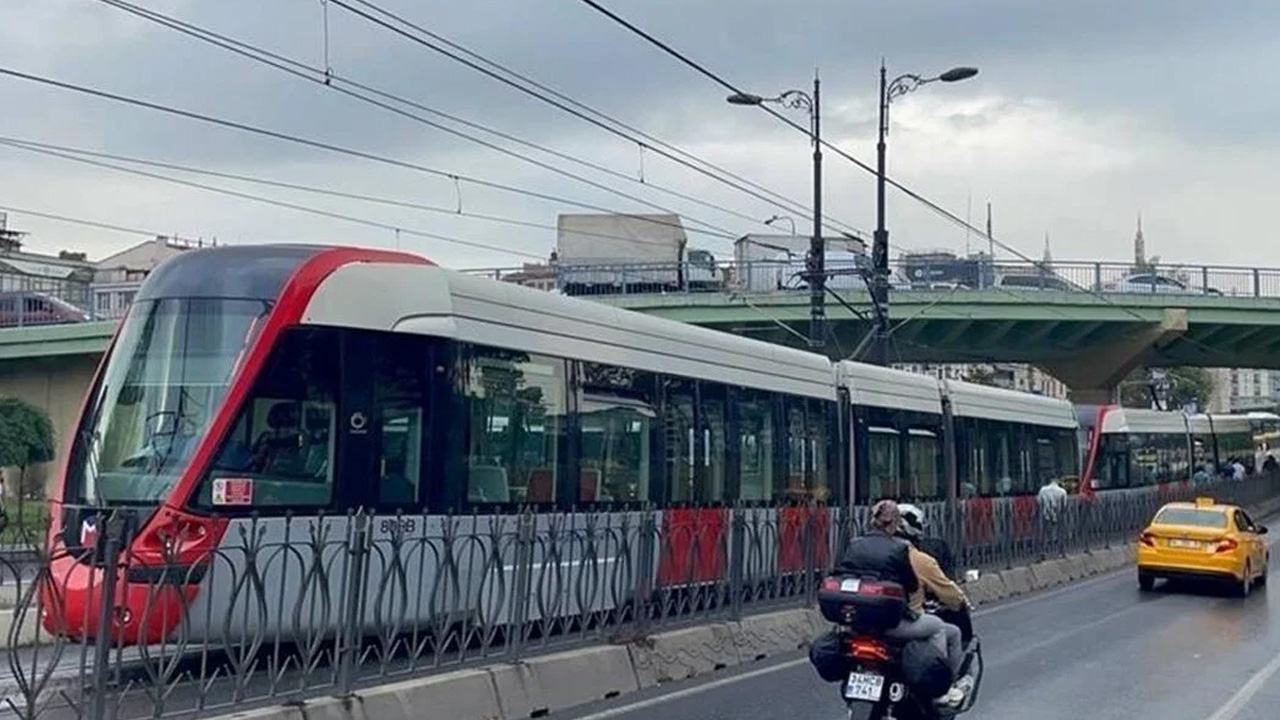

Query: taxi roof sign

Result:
[1195,496,1215,507]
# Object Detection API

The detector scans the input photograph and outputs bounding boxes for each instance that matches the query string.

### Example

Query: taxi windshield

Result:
[1153,507,1228,528]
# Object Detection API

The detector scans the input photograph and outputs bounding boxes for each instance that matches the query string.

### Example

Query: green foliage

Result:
[1120,367,1216,410]
[0,397,55,469]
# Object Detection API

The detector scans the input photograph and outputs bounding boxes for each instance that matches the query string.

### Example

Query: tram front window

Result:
[68,298,271,505]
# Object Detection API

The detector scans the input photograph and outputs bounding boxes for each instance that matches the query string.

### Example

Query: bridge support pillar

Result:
[1043,308,1188,405]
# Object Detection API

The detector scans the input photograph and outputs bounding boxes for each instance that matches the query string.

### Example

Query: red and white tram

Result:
[42,244,1221,644]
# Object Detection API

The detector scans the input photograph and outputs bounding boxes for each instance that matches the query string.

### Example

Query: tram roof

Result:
[1099,408,1256,435]
[837,362,943,415]
[943,379,1078,429]
[303,261,837,400]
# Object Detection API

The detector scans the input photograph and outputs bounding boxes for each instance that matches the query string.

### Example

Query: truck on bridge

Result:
[555,213,724,295]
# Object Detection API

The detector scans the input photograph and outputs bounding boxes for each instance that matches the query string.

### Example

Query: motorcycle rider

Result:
[835,500,969,707]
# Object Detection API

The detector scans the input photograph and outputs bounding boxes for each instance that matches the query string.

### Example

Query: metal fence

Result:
[465,258,1280,300]
[2,475,1278,720]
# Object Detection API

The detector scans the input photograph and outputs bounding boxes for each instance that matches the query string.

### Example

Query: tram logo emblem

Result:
[349,411,368,435]
[80,518,98,548]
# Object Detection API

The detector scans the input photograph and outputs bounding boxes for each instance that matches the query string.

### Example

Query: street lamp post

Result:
[870,62,978,365]
[729,72,824,350]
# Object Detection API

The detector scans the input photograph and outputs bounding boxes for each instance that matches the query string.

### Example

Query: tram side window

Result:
[736,391,775,502]
[867,427,901,501]
[702,387,728,503]
[806,401,831,502]
[372,334,429,507]
[782,398,830,502]
[200,327,339,509]
[663,377,698,504]
[579,362,656,503]
[906,430,941,500]
[461,347,566,506]
[1095,433,1130,489]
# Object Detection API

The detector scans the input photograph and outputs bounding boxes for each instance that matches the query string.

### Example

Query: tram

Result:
[1078,405,1264,494]
[40,244,1240,644]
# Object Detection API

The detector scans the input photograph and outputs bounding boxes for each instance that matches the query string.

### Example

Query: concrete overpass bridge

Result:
[593,288,1280,402]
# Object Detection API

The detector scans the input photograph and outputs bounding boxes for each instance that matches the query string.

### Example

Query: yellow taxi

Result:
[1137,497,1270,595]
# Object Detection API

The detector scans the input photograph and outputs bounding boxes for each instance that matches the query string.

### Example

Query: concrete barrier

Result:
[629,622,741,686]
[489,645,639,718]
[998,566,1034,597]
[1028,560,1066,589]
[963,573,1008,606]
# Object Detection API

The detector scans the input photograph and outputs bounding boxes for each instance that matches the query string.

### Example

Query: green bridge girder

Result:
[593,289,1280,370]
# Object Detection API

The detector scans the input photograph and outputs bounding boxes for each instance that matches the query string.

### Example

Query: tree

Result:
[0,397,55,532]
[1120,367,1216,411]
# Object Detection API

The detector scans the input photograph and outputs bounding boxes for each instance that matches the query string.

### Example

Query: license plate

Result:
[840,578,862,593]
[1169,539,1201,549]
[844,672,885,702]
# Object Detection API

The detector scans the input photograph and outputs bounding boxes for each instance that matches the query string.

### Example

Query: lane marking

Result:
[1204,649,1280,720]
[572,658,809,720]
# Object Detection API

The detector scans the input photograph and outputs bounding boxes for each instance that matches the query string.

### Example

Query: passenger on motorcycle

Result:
[896,503,974,649]
[835,500,969,707]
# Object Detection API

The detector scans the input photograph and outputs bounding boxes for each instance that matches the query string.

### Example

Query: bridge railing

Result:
[5,475,1280,720]
[464,258,1280,300]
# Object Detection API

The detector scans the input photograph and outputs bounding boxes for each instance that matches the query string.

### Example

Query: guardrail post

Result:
[633,507,657,636]
[509,511,535,658]
[728,505,745,621]
[803,503,819,605]
[1202,266,1210,293]
[336,512,370,697]
[1093,263,1102,292]
[87,515,125,720]
[1254,268,1261,297]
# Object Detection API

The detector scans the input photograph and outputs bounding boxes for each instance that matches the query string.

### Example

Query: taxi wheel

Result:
[1259,558,1269,588]
[1138,572,1155,592]
[1238,563,1253,597]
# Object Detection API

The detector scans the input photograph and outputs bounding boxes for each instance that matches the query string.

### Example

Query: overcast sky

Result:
[1,0,1278,269]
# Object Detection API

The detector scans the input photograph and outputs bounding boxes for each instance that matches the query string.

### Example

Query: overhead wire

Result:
[91,0,754,244]
[0,204,164,238]
[94,0,773,234]
[0,138,544,259]
[0,134,740,250]
[328,0,871,240]
[0,65,735,247]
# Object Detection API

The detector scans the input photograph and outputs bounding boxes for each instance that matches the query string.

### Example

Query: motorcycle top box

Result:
[817,575,908,633]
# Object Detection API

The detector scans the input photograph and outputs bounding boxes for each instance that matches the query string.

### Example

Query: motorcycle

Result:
[817,576,985,720]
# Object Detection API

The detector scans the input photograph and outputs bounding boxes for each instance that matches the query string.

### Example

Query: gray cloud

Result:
[1,0,1278,269]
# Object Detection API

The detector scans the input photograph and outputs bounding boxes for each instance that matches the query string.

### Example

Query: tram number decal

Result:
[378,517,417,535]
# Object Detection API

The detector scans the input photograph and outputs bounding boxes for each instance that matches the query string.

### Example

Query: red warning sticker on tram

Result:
[212,478,254,506]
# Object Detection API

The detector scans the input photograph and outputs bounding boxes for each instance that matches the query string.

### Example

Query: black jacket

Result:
[834,530,920,597]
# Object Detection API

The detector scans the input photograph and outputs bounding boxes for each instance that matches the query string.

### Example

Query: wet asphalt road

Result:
[562,539,1280,720]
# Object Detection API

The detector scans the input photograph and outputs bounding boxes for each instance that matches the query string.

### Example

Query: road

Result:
[562,543,1280,720]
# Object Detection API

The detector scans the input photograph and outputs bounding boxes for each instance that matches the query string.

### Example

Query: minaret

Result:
[1134,214,1146,269]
